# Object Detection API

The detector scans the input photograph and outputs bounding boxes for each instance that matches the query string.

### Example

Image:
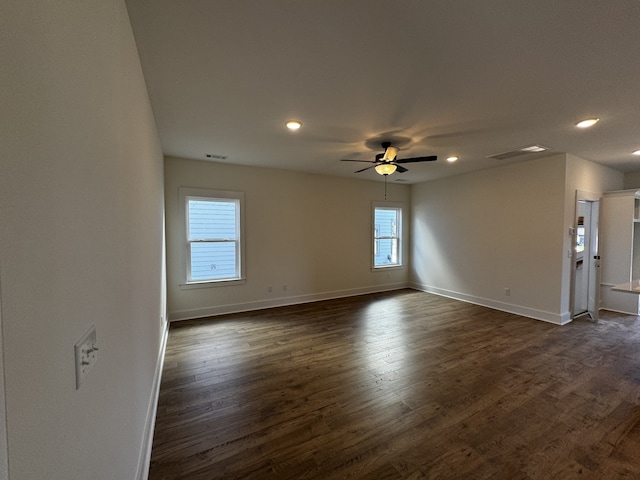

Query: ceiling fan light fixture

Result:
[633,150,640,156]
[375,163,397,176]
[382,146,399,161]
[446,156,459,163]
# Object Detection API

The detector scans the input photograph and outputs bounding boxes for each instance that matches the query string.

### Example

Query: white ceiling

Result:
[126,0,640,184]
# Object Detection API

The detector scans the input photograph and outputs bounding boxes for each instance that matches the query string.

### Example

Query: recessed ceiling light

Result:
[446,156,458,163]
[286,120,302,131]
[576,118,599,128]
[633,150,640,156]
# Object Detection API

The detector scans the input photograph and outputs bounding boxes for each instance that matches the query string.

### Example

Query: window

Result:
[181,188,245,285]
[373,203,402,268]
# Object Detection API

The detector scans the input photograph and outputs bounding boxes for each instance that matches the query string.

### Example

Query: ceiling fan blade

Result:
[341,159,375,163]
[395,165,408,173]
[354,165,375,173]
[394,155,437,164]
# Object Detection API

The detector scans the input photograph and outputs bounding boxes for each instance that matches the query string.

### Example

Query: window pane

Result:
[190,242,237,280]
[188,199,237,240]
[374,209,398,237]
[373,206,401,267]
[374,238,399,266]
[182,188,244,285]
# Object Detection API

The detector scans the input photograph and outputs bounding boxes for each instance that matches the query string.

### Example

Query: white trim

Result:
[601,189,640,199]
[372,201,403,269]
[168,283,409,321]
[600,307,639,316]
[371,265,404,272]
[410,282,571,325]
[0,269,8,480]
[169,282,573,324]
[179,278,246,290]
[179,188,246,285]
[135,320,169,480]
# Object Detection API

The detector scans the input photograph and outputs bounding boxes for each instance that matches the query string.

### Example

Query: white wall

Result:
[562,154,624,316]
[1,2,165,479]
[564,154,625,202]
[411,153,624,324]
[624,170,640,189]
[165,157,411,320]
[411,154,568,323]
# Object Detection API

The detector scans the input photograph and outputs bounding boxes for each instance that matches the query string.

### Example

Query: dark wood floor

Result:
[149,289,640,479]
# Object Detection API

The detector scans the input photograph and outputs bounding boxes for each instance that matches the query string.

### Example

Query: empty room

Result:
[3,1,640,479]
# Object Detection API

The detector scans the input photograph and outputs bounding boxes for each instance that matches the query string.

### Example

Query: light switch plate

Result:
[74,325,98,389]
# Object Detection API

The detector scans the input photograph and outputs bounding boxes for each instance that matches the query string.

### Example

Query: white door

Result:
[587,199,601,322]
[572,192,601,323]
[573,201,591,315]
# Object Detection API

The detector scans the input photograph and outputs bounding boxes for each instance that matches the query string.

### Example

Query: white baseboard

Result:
[136,319,170,480]
[600,307,639,316]
[410,282,570,325]
[168,283,409,322]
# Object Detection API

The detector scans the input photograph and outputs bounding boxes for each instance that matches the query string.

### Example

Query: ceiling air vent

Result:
[487,145,548,160]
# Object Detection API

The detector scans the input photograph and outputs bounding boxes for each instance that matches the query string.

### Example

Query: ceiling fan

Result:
[341,141,437,175]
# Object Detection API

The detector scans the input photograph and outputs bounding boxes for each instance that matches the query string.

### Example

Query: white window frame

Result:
[372,202,403,270]
[179,187,246,288]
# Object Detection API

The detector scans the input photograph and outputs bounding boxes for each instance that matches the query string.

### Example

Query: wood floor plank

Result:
[149,289,640,479]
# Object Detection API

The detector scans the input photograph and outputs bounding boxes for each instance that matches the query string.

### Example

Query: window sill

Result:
[180,278,246,289]
[372,265,403,272]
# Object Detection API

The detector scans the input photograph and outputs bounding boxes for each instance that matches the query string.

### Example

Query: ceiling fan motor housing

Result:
[340,140,436,174]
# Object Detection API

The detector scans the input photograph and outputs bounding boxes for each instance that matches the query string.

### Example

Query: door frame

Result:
[571,190,601,321]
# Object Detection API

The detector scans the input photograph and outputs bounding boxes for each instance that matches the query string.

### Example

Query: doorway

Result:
[572,192,601,322]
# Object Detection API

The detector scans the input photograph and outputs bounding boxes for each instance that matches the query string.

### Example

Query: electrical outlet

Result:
[283,284,287,291]
[505,287,511,296]
[74,325,98,389]
[268,286,272,293]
